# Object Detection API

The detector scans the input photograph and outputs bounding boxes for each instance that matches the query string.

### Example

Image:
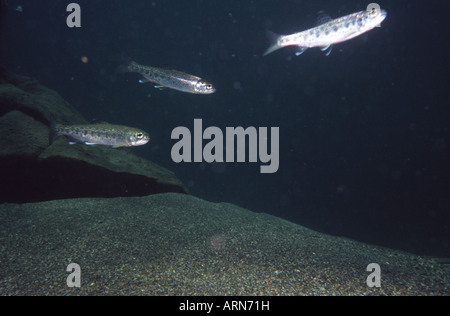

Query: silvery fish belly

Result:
[49,121,150,148]
[119,58,216,94]
[264,6,387,56]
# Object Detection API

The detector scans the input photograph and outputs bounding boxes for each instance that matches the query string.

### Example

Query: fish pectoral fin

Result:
[320,45,333,56]
[84,142,98,145]
[154,85,167,90]
[138,78,150,83]
[295,46,308,56]
[112,144,126,148]
[68,141,77,145]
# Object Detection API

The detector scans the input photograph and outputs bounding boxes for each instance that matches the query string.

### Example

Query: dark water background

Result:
[1,0,449,257]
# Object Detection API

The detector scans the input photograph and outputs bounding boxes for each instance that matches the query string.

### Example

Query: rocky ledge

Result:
[0,68,186,203]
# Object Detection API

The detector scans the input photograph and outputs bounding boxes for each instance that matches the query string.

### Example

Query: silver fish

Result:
[264,6,387,56]
[49,119,150,148]
[117,57,216,94]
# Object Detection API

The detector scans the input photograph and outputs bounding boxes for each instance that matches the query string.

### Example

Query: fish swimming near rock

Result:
[263,6,387,56]
[116,56,216,94]
[49,118,150,148]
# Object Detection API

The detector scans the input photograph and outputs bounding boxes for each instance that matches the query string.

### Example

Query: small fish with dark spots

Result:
[117,56,216,94]
[49,118,150,148]
[264,6,387,56]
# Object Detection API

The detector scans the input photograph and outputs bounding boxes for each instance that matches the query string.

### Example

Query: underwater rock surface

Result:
[0,68,186,203]
[0,193,448,296]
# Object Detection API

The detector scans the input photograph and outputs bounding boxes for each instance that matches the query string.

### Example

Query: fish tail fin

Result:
[121,52,134,65]
[115,64,131,74]
[48,115,59,145]
[115,52,136,74]
[263,31,282,56]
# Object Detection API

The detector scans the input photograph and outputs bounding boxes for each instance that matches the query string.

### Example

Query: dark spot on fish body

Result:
[357,17,364,27]
[333,26,338,32]
[69,127,79,135]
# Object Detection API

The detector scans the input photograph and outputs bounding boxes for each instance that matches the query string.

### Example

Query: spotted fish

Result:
[263,6,387,56]
[49,119,150,148]
[117,56,216,94]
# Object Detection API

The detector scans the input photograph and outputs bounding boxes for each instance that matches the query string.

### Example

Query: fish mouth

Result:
[371,9,387,27]
[135,139,150,146]
[196,87,216,94]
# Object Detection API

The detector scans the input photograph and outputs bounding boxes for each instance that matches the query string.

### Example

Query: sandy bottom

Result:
[0,193,448,295]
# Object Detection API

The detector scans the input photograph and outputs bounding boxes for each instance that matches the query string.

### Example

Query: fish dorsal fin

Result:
[162,63,175,70]
[90,119,109,125]
[315,11,332,26]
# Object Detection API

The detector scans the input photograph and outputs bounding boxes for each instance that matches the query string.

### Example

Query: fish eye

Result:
[206,84,213,89]
[136,132,143,139]
[369,7,377,17]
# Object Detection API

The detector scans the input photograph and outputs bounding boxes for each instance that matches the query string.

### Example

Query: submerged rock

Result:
[0,68,86,126]
[0,110,48,157]
[0,68,186,203]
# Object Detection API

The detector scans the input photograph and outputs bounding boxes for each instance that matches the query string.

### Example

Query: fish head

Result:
[361,6,387,28]
[127,129,150,146]
[194,80,216,94]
